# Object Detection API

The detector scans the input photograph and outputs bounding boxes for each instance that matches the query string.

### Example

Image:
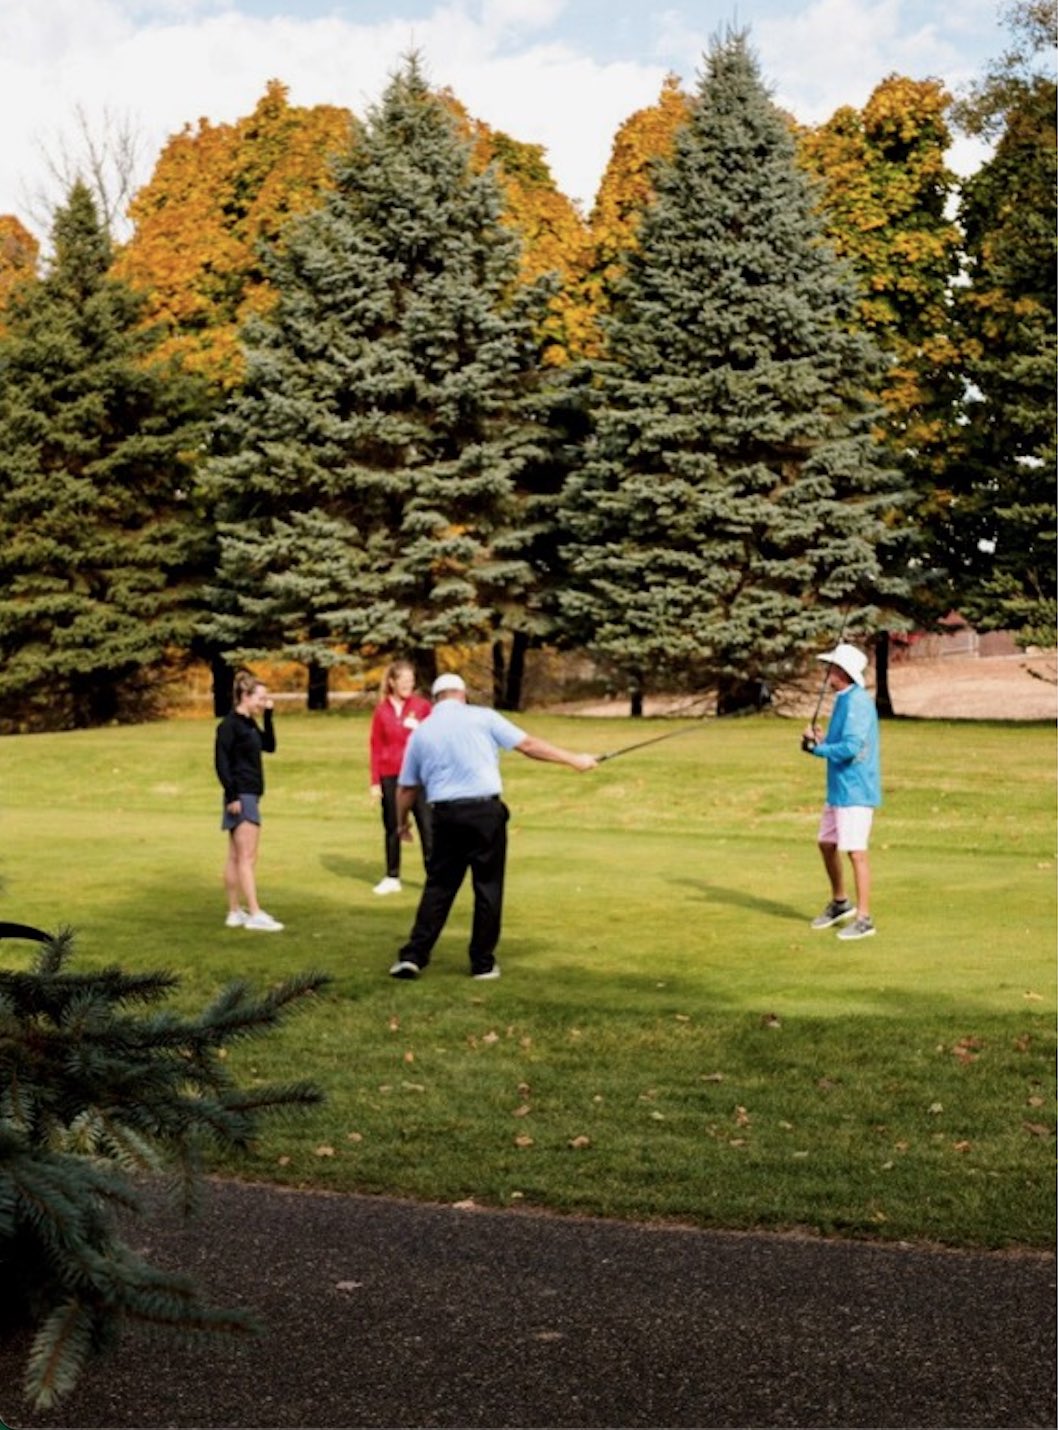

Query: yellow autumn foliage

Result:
[0,215,40,330]
[114,81,353,386]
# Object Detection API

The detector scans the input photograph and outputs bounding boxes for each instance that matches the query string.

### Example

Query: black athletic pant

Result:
[379,775,433,878]
[397,797,508,974]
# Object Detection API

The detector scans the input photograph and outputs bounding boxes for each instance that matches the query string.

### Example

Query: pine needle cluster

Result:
[0,921,330,1409]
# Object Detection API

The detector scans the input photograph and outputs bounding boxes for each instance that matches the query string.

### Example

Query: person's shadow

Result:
[674,878,805,923]
[320,853,383,889]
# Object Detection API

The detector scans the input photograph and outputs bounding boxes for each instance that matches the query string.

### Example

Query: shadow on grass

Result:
[319,850,428,892]
[674,877,806,923]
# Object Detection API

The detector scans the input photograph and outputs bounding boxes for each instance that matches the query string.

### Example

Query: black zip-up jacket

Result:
[215,709,276,804]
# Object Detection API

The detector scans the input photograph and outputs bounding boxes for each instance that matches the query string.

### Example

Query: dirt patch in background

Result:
[548,653,1057,721]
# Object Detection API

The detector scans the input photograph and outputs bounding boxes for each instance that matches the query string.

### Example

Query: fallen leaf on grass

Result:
[1027,1096,1044,1108]
[1014,1035,1032,1053]
[927,1102,944,1115]
[452,1199,477,1210]
[517,1082,531,1097]
[388,1017,400,1032]
[401,1081,426,1092]
[1022,1122,1052,1138]
[403,1050,415,1064]
[277,1155,291,1166]
[650,1111,666,1121]
[514,1134,534,1148]
[1023,991,1043,1001]
[952,1140,973,1153]
[481,1030,500,1045]
[702,1072,725,1083]
[734,1105,751,1128]
[314,1145,336,1158]
[674,1013,691,1022]
[512,1103,531,1118]
[816,1077,837,1092]
[335,1281,363,1292]
[568,1135,591,1149]
[760,1013,782,1030]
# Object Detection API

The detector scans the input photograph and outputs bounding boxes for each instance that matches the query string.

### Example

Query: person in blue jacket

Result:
[801,642,880,940]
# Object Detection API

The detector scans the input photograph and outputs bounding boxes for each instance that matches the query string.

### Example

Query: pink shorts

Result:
[818,805,873,852]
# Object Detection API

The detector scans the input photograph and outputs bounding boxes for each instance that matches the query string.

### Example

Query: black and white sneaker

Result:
[837,916,876,941]
[810,898,855,930]
[389,960,421,979]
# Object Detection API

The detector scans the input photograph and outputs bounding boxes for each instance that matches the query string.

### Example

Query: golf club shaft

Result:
[809,604,854,729]
[598,725,703,763]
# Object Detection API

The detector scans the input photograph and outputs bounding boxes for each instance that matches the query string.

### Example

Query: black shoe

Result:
[810,898,855,930]
[389,959,421,979]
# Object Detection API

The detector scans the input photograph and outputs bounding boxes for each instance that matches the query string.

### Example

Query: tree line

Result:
[0,12,1053,729]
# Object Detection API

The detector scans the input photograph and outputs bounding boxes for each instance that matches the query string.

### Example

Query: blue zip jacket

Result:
[812,684,881,807]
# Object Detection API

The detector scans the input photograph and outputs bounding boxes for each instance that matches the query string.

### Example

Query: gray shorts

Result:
[221,793,262,831]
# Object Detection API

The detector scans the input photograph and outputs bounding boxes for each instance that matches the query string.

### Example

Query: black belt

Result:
[429,795,501,810]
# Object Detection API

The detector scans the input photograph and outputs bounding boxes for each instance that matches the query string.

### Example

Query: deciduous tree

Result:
[945,25,1056,643]
[114,82,353,387]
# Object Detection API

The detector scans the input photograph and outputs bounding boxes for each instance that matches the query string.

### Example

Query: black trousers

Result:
[397,798,508,974]
[379,775,432,878]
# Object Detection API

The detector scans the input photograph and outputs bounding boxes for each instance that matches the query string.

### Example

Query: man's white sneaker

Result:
[373,877,402,895]
[244,911,284,932]
[389,960,421,979]
[471,965,501,980]
[225,909,248,928]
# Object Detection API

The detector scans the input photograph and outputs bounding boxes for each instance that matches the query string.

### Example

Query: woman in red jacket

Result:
[369,660,433,894]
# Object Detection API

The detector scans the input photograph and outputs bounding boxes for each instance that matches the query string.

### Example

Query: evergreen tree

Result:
[943,7,1057,644]
[0,182,212,730]
[203,57,553,702]
[0,922,328,1410]
[558,33,909,711]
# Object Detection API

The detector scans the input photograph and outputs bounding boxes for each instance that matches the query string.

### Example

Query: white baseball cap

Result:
[431,672,466,696]
[816,642,868,687]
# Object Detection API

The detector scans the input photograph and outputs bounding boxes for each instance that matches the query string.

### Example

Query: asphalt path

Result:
[3,1178,1054,1429]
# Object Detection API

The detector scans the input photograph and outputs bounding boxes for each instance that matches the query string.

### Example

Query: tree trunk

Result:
[629,670,644,718]
[414,647,438,688]
[503,631,529,711]
[211,653,234,717]
[492,638,506,708]
[716,677,771,717]
[306,661,329,711]
[874,630,896,718]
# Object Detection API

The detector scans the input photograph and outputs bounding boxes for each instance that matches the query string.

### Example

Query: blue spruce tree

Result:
[559,32,910,713]
[204,57,553,702]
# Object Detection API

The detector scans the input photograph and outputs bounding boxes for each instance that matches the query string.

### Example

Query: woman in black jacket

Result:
[215,670,282,931]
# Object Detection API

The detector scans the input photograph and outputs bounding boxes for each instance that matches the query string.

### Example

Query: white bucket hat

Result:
[816,642,867,687]
[431,672,466,696]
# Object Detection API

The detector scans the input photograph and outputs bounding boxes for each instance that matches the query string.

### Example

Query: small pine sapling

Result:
[0,922,330,1409]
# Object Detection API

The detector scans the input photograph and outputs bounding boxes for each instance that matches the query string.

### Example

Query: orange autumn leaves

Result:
[105,75,692,382]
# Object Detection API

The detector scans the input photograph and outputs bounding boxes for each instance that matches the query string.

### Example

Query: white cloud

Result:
[756,0,982,122]
[0,0,1003,241]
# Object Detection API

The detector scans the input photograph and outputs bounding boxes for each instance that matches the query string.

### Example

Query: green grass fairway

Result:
[2,710,1054,1247]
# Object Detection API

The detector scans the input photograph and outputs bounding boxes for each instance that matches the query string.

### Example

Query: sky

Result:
[2,0,1012,239]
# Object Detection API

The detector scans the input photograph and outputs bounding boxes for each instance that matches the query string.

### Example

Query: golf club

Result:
[802,604,854,751]
[598,724,705,763]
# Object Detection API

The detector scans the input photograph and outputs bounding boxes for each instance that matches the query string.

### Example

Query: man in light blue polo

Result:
[389,673,597,980]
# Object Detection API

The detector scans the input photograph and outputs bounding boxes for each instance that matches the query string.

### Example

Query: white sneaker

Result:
[373,877,402,895]
[244,911,284,932]
[225,909,248,928]
[471,964,501,980]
